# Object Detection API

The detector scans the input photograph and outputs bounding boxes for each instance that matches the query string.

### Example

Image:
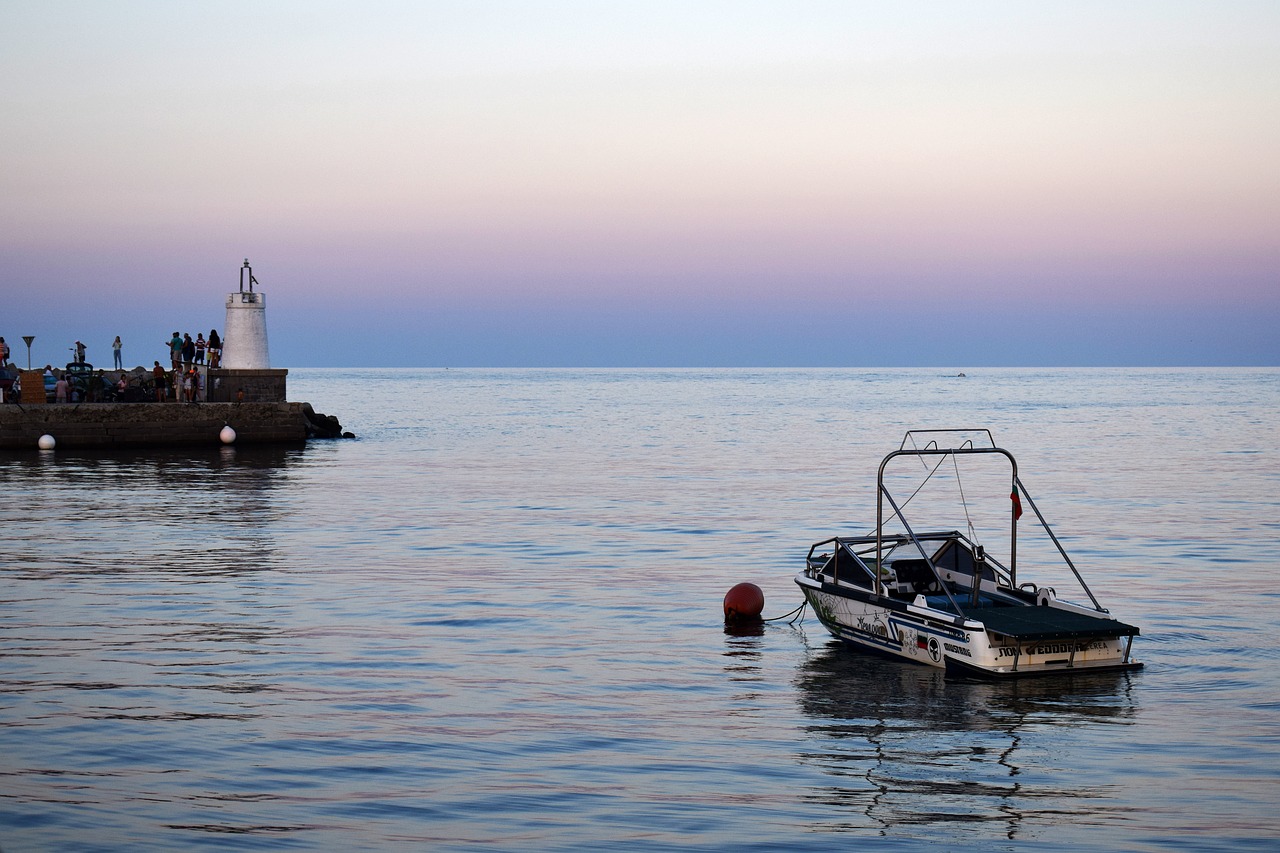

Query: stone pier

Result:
[0,402,309,448]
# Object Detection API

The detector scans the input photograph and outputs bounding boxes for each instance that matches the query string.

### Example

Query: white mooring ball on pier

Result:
[220,425,237,445]
[38,434,56,450]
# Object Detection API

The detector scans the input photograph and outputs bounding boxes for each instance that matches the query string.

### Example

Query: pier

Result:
[0,400,318,448]
[0,259,349,449]
[0,367,348,448]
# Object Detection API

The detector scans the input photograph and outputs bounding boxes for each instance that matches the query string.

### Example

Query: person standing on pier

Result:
[74,341,86,364]
[55,374,69,403]
[195,334,206,365]
[112,336,123,369]
[152,361,167,402]
[168,332,182,370]
[181,333,195,366]
[208,329,221,368]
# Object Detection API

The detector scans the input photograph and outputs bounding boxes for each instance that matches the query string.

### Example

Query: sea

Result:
[2,367,1278,852]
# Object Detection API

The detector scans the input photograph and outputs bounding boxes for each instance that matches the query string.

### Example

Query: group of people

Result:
[0,330,230,404]
[154,329,223,403]
[150,361,204,403]
[167,330,222,371]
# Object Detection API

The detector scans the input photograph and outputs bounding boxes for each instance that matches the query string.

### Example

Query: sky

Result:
[2,1,1277,367]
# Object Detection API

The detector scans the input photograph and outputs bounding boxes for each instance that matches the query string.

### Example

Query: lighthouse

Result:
[204,259,288,405]
[222,259,270,369]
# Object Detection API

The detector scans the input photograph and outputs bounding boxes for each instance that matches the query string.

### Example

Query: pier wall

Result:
[0,402,307,449]
[207,369,288,403]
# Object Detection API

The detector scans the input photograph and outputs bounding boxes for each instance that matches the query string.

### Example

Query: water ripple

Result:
[3,367,1279,850]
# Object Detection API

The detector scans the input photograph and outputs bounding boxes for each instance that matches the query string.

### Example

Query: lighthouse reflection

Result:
[792,641,1138,840]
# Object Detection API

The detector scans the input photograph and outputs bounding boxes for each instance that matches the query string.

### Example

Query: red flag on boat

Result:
[1011,489,1023,520]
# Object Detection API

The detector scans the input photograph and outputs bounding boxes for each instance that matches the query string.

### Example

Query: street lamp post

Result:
[22,336,34,370]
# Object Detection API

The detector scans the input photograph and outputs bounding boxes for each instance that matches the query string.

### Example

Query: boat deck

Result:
[952,602,1140,642]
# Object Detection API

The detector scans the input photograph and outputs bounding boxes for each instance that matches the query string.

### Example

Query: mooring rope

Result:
[763,600,808,624]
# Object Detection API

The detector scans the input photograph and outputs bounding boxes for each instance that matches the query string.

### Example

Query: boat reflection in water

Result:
[791,640,1139,841]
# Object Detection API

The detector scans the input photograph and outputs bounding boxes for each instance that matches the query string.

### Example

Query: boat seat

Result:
[892,559,939,593]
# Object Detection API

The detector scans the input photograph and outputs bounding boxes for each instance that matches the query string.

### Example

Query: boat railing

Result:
[899,428,997,453]
[806,536,879,588]
[807,527,1033,622]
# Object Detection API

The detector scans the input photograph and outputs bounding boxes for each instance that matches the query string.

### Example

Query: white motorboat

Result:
[796,429,1142,678]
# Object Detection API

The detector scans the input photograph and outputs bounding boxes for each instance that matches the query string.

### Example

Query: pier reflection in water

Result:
[1,444,307,801]
[4,444,301,578]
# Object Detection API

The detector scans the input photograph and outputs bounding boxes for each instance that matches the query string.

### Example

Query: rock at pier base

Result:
[301,403,350,439]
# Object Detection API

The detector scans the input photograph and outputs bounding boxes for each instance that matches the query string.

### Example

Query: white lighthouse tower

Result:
[222,259,270,369]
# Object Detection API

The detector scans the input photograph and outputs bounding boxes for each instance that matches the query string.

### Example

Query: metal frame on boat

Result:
[796,429,1141,678]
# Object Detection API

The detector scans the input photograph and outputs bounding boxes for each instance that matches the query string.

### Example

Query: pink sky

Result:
[2,2,1277,366]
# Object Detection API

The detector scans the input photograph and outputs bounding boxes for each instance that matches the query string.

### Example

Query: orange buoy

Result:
[723,582,765,623]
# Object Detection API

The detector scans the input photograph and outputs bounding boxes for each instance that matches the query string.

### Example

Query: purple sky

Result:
[2,1,1277,367]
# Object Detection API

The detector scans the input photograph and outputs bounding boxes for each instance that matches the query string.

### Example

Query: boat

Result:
[795,429,1142,678]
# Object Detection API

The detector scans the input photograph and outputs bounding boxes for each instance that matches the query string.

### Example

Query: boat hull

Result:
[797,576,1142,678]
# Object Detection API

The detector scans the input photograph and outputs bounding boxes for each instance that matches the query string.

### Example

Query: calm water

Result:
[2,368,1279,851]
